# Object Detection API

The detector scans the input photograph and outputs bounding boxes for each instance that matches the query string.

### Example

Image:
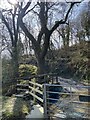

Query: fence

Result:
[29,79,43,103]
[28,73,59,104]
[17,74,90,119]
[43,83,90,119]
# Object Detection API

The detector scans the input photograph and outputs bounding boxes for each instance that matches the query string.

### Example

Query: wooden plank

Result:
[17,88,28,91]
[17,84,29,87]
[13,94,24,98]
[29,92,43,103]
[29,86,43,95]
[19,73,57,80]
[29,81,42,88]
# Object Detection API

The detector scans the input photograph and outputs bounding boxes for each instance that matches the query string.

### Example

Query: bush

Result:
[2,58,13,84]
[2,58,14,95]
[19,64,37,77]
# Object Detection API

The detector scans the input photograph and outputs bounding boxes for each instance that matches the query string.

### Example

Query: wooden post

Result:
[33,78,36,104]
[56,76,58,83]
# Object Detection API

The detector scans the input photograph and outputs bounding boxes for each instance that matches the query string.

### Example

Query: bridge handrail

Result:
[29,85,43,95]
[29,78,43,103]
[29,92,43,103]
[19,73,57,80]
[29,81,42,88]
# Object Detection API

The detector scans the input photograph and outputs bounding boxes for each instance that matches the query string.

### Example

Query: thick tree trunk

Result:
[37,57,48,83]
[37,57,46,74]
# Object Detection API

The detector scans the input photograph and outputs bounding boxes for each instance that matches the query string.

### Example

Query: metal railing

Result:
[43,83,90,119]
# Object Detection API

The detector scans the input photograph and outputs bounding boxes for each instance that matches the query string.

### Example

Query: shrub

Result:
[2,58,14,95]
[19,64,37,77]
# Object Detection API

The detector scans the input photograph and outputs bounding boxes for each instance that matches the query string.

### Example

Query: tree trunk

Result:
[37,56,49,83]
[37,57,46,74]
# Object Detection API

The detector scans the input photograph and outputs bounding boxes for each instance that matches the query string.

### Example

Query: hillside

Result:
[46,41,90,83]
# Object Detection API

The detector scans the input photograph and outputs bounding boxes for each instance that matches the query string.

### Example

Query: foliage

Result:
[2,56,37,95]
[2,57,13,84]
[70,41,90,81]
[2,97,30,120]
[19,64,37,77]
[2,57,14,95]
[47,41,90,82]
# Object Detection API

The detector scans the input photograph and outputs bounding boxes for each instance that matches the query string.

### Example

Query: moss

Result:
[2,96,30,120]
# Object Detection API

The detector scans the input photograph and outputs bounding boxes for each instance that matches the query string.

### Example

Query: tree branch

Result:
[19,19,40,54]
[32,10,39,16]
[50,2,76,34]
[19,2,31,18]
[57,29,65,39]
[1,12,14,43]
[25,4,38,16]
[18,2,42,55]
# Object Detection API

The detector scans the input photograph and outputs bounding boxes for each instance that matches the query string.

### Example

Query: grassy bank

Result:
[2,96,31,120]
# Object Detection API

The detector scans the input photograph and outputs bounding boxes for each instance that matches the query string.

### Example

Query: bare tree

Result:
[18,1,79,75]
[0,5,20,82]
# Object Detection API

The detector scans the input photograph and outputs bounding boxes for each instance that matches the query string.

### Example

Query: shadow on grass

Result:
[2,97,30,120]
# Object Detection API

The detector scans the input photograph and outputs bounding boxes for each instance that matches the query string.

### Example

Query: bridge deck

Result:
[26,104,44,119]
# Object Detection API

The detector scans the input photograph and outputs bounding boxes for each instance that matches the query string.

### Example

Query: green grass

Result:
[2,96,31,120]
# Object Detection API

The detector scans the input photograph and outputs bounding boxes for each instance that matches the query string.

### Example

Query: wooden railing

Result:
[29,79,43,103]
[19,73,58,84]
[17,73,58,104]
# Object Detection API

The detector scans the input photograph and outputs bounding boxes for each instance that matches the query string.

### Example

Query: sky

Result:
[0,0,89,16]
[0,0,89,8]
